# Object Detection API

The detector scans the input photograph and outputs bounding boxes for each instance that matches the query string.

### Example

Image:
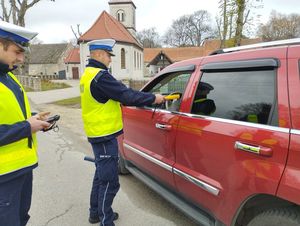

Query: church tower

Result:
[108,0,136,37]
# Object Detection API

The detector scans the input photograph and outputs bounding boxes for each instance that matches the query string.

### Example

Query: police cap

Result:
[87,39,116,56]
[0,21,38,51]
[199,82,214,91]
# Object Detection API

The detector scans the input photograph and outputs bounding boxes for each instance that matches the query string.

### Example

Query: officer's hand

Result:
[27,115,51,133]
[37,111,50,121]
[153,94,165,104]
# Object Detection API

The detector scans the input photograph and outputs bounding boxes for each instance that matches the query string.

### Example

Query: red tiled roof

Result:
[144,38,263,63]
[64,48,80,64]
[144,47,205,63]
[78,11,141,48]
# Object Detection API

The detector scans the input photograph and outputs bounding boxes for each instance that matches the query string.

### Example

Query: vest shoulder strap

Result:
[94,69,106,83]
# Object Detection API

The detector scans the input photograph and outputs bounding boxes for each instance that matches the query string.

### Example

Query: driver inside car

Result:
[191,81,216,115]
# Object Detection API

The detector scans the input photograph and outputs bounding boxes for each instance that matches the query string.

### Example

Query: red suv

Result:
[118,39,300,226]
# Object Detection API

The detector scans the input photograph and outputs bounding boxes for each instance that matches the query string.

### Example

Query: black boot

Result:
[89,212,119,224]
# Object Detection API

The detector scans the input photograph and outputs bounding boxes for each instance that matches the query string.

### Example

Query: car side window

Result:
[145,71,192,111]
[194,70,278,126]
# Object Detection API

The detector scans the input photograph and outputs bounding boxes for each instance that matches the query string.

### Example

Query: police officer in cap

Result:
[80,39,165,226]
[0,21,51,225]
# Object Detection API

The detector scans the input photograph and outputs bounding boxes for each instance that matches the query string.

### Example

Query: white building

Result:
[78,0,144,81]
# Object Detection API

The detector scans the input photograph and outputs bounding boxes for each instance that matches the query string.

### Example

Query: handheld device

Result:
[43,115,60,132]
[46,115,60,124]
[165,94,181,100]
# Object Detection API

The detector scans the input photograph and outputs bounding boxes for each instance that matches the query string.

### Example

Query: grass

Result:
[24,87,34,92]
[51,96,81,108]
[41,80,71,91]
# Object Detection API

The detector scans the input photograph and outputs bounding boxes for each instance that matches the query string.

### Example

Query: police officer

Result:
[0,21,51,226]
[80,39,165,226]
[192,81,216,115]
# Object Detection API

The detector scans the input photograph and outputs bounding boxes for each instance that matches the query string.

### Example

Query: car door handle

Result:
[155,123,172,131]
[234,141,273,157]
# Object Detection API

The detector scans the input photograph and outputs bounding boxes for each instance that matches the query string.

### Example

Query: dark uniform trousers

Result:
[0,171,33,226]
[90,138,120,226]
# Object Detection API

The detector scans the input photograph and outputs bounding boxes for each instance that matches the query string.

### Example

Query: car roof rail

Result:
[209,38,300,55]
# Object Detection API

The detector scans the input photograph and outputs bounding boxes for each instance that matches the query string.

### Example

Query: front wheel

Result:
[248,207,300,226]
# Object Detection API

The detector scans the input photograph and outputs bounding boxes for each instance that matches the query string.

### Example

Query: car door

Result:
[277,45,300,204]
[121,65,195,188]
[173,49,291,225]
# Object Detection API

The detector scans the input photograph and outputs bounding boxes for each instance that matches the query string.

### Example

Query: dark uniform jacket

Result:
[87,59,155,143]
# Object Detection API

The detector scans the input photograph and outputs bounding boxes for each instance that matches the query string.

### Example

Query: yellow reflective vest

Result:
[80,67,123,138]
[0,72,38,176]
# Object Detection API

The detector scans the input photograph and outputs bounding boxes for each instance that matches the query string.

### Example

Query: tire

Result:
[118,153,130,175]
[248,207,300,226]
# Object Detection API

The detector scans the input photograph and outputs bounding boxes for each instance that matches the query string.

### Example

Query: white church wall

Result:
[79,42,145,80]
[79,43,89,76]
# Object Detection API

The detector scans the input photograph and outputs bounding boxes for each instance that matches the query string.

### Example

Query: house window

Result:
[121,48,126,69]
[117,10,125,22]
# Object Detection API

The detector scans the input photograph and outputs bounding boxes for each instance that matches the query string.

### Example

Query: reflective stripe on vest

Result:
[194,98,207,103]
[0,72,38,175]
[80,67,123,138]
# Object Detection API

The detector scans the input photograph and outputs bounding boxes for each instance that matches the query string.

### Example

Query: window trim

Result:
[163,64,195,74]
[201,58,279,72]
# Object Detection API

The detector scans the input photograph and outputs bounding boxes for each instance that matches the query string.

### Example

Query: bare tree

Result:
[187,10,212,46]
[164,16,191,47]
[216,0,234,47]
[0,0,55,26]
[137,27,162,48]
[0,0,55,76]
[216,0,263,47]
[71,24,82,42]
[163,10,213,47]
[234,0,247,46]
[257,11,300,41]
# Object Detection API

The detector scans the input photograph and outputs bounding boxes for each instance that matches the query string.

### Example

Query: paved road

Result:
[27,80,80,104]
[26,84,199,226]
[27,129,198,226]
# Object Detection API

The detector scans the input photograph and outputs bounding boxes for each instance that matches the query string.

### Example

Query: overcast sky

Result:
[25,0,299,43]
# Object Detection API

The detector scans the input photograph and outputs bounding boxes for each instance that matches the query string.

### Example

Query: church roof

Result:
[78,10,141,49]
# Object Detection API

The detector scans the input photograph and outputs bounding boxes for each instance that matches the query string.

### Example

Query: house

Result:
[64,47,81,79]
[144,47,205,77]
[78,0,144,81]
[29,43,73,79]
[144,38,262,77]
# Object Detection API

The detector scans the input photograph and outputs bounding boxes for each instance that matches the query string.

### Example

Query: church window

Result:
[117,10,125,22]
[136,52,140,69]
[139,53,141,69]
[134,51,136,69]
[121,48,126,69]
